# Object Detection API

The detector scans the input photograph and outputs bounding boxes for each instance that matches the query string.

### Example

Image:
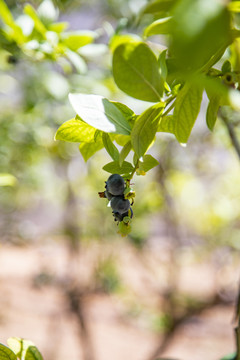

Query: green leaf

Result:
[68,93,131,135]
[103,161,134,174]
[7,338,43,360]
[0,344,17,360]
[102,133,119,161]
[144,17,172,37]
[221,60,231,74]
[206,95,220,131]
[158,50,168,81]
[0,173,17,186]
[0,0,25,43]
[118,221,132,236]
[114,134,131,146]
[109,34,141,52]
[24,4,47,37]
[170,0,231,72]
[55,116,96,143]
[112,42,164,102]
[119,140,132,166]
[109,101,135,122]
[61,31,96,51]
[131,102,165,158]
[157,115,175,134]
[228,2,240,12]
[173,82,203,143]
[48,22,68,33]
[141,0,176,15]
[139,154,159,173]
[79,141,103,162]
[25,346,43,360]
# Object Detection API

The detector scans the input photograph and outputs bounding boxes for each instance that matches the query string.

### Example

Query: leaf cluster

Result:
[0,338,43,360]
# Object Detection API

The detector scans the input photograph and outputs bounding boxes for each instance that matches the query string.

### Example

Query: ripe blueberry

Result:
[106,174,125,196]
[110,196,130,214]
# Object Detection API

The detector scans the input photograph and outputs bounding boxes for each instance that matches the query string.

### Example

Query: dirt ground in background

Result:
[0,242,237,360]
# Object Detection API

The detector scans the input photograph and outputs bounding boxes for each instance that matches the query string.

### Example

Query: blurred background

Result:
[0,1,239,360]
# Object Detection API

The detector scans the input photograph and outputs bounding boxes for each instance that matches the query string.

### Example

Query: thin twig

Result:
[220,109,240,160]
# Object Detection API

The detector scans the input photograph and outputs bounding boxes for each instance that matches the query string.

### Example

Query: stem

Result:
[220,109,240,161]
[162,100,176,118]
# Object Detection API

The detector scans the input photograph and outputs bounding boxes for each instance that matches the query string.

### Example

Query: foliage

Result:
[54,0,240,237]
[0,338,43,360]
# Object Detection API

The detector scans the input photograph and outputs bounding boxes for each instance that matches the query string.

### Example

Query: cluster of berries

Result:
[99,174,133,222]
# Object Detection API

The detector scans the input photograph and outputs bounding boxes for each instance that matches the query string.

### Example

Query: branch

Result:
[220,109,240,161]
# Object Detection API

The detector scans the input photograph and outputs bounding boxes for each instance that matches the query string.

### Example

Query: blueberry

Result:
[106,174,125,196]
[104,189,113,200]
[113,207,133,222]
[110,196,130,214]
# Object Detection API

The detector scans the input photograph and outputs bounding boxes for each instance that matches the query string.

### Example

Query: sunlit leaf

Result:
[206,95,220,131]
[228,2,240,13]
[173,82,203,143]
[112,42,164,102]
[131,102,165,157]
[170,0,231,72]
[61,31,96,51]
[139,154,159,173]
[55,116,96,143]
[144,17,172,37]
[102,133,119,161]
[0,173,17,186]
[0,343,17,360]
[157,115,175,134]
[68,93,131,135]
[102,161,134,174]
[109,34,141,52]
[24,4,47,37]
[79,140,103,162]
[119,140,132,166]
[7,338,43,360]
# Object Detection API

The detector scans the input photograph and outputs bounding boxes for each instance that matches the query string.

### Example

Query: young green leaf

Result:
[102,133,119,161]
[7,338,43,360]
[141,0,176,15]
[24,4,47,37]
[170,0,231,72]
[109,101,135,122]
[0,344,17,360]
[55,116,96,143]
[157,115,175,134]
[139,154,159,173]
[68,93,131,135]
[103,161,134,174]
[206,95,220,131]
[61,31,96,51]
[228,1,240,12]
[144,17,172,37]
[0,0,25,43]
[119,140,132,166]
[131,102,165,158]
[25,346,43,360]
[112,42,164,102]
[173,83,203,144]
[0,173,17,186]
[79,141,103,162]
[158,50,168,81]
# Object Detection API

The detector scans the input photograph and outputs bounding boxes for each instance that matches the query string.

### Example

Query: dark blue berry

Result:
[106,174,125,196]
[110,196,130,214]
